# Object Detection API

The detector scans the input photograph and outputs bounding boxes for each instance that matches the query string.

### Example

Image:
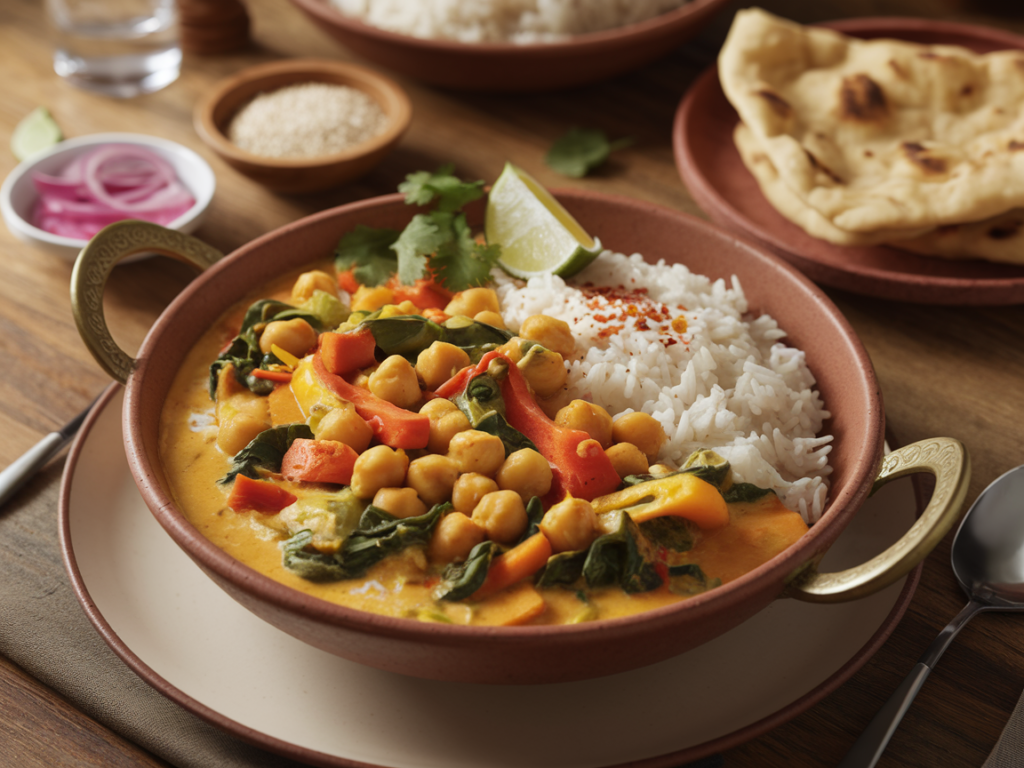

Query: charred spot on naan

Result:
[838,74,888,122]
[987,217,1023,241]
[900,142,948,175]
[1009,140,1024,151]
[804,149,843,184]
[755,89,792,118]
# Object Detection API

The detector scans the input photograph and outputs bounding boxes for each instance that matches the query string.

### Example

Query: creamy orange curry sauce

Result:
[159,262,809,627]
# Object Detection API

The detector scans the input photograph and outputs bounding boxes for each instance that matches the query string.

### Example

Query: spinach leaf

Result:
[281,502,448,582]
[582,513,663,594]
[723,483,776,504]
[209,299,323,399]
[453,372,536,457]
[361,315,512,364]
[433,540,498,601]
[667,564,720,596]
[638,516,694,553]
[220,423,313,484]
[623,448,732,491]
[520,496,545,542]
[536,549,587,588]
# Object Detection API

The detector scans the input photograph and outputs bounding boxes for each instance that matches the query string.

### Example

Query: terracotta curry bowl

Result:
[70,192,969,684]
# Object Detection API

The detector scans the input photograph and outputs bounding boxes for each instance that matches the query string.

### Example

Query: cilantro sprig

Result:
[545,127,633,178]
[334,165,501,293]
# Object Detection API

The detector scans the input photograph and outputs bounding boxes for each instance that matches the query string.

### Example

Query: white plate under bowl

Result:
[1,132,215,261]
[60,386,919,767]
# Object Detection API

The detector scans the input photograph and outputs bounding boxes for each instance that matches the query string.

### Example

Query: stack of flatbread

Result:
[717,8,1024,264]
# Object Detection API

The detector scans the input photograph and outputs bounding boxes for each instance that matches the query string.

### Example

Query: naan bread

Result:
[719,8,1024,234]
[734,122,1024,263]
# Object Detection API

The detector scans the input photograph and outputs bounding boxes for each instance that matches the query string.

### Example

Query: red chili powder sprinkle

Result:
[578,283,688,347]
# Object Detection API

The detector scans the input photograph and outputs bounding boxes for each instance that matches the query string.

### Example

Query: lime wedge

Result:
[486,162,601,279]
[11,107,63,162]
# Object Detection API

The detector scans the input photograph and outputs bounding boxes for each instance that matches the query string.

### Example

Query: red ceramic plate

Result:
[673,17,1024,305]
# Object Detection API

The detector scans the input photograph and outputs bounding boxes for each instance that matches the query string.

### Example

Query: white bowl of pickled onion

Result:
[1,132,215,261]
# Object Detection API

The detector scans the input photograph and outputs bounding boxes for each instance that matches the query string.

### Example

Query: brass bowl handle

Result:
[71,220,224,385]
[786,437,970,603]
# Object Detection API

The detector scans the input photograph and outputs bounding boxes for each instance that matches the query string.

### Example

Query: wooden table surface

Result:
[3,0,1024,765]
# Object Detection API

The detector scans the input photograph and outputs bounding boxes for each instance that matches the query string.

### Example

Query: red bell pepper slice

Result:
[437,351,620,501]
[312,352,429,450]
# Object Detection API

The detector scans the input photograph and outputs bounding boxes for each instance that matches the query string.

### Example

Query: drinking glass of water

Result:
[45,0,181,98]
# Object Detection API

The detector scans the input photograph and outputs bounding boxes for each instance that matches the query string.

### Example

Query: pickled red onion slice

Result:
[30,144,196,240]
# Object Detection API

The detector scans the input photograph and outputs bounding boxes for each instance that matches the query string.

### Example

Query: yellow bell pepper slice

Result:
[591,472,729,530]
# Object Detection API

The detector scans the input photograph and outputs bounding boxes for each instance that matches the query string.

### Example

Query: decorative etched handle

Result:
[786,437,970,602]
[70,220,224,384]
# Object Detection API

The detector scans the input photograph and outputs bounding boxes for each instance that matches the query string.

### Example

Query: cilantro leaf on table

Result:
[399,164,485,213]
[334,224,400,286]
[431,213,501,290]
[545,127,633,178]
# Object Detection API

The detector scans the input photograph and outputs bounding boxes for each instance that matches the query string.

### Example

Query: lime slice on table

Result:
[486,162,602,279]
[10,107,63,161]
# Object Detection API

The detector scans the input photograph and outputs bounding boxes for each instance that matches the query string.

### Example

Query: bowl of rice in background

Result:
[286,0,733,91]
[68,189,968,684]
[194,59,412,193]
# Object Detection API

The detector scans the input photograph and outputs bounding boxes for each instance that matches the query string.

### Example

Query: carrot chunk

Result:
[280,438,358,485]
[473,532,553,600]
[319,328,378,375]
[227,474,296,514]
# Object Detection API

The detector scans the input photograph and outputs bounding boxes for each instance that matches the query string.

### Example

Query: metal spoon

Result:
[839,464,1024,768]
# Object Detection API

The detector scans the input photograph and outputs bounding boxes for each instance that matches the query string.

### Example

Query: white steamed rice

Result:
[329,0,689,44]
[493,250,833,524]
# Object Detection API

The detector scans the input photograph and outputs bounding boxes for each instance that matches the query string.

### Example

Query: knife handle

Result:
[0,431,66,508]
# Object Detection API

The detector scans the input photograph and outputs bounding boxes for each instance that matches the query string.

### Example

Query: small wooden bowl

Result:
[193,59,411,194]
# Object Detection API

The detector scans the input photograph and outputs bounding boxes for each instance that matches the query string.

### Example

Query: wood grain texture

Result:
[2,0,1024,764]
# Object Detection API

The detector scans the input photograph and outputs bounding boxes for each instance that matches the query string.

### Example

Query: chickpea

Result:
[519,314,575,360]
[351,284,393,312]
[421,398,471,454]
[472,490,528,545]
[444,287,500,318]
[406,454,459,506]
[291,269,338,302]
[415,341,471,391]
[447,429,506,476]
[473,310,505,329]
[496,448,552,502]
[372,487,428,519]
[606,442,649,480]
[649,463,675,475]
[452,472,500,514]
[428,512,486,563]
[368,354,421,409]
[259,318,318,358]
[554,400,613,448]
[420,397,459,419]
[313,403,373,452]
[612,412,667,463]
[540,497,598,553]
[351,445,409,498]
[519,347,568,399]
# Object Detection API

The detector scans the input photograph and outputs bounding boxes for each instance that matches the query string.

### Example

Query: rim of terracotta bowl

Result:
[291,0,730,53]
[193,58,412,171]
[116,189,884,663]
[287,0,733,90]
